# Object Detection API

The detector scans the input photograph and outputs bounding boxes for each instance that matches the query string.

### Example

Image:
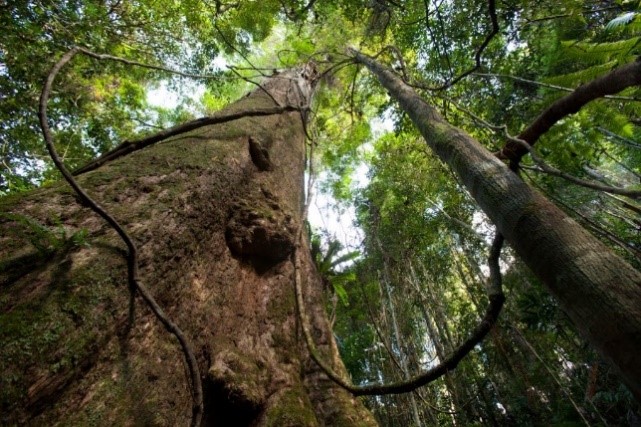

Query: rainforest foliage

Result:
[2,0,641,425]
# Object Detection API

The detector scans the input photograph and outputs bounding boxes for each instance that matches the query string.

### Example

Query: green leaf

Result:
[332,281,350,306]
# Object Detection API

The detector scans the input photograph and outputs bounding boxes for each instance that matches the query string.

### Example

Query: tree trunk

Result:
[352,51,641,402]
[0,65,376,426]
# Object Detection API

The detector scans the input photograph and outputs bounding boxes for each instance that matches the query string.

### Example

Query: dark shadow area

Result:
[201,377,263,427]
[0,250,54,290]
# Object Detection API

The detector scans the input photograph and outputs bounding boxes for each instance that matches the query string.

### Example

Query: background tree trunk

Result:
[0,66,376,426]
[353,50,641,403]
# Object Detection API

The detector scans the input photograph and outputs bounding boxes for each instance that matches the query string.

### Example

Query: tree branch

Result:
[39,47,203,427]
[522,159,641,199]
[446,96,641,199]
[499,59,641,165]
[598,126,641,150]
[421,0,499,90]
[73,105,299,175]
[75,46,224,79]
[473,72,640,101]
[423,0,453,81]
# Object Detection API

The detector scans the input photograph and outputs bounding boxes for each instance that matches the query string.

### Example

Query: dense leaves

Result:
[0,0,284,193]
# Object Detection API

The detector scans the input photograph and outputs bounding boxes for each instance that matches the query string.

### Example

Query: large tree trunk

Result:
[0,65,376,426]
[352,51,641,402]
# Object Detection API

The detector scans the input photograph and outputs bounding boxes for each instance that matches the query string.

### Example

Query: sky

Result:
[306,115,394,251]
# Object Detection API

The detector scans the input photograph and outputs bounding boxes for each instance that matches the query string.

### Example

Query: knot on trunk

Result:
[248,137,273,171]
[225,191,296,263]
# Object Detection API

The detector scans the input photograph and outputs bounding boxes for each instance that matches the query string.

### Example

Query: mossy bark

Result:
[0,67,376,426]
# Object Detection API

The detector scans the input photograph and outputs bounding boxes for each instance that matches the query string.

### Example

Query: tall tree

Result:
[351,48,641,402]
[0,58,375,425]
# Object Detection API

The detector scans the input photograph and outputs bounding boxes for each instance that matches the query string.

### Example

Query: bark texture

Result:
[353,51,641,402]
[0,65,375,426]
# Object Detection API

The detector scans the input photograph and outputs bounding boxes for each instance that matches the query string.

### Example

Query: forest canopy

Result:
[2,0,641,425]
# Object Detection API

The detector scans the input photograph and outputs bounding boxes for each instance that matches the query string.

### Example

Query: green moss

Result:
[264,387,317,427]
[0,248,125,416]
[0,212,90,257]
[0,191,28,210]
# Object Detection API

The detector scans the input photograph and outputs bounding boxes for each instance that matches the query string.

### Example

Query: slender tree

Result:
[351,49,641,402]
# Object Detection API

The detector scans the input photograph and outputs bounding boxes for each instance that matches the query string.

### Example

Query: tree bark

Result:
[0,65,376,426]
[352,50,641,402]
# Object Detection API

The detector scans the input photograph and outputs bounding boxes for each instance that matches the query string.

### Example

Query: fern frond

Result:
[605,12,638,30]
[545,61,618,87]
[562,37,640,61]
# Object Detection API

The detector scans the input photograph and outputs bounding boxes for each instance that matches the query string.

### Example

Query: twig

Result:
[522,170,641,260]
[520,5,622,26]
[292,0,318,18]
[446,97,641,199]
[385,45,409,82]
[39,47,203,427]
[213,21,282,105]
[510,326,591,427]
[213,24,262,73]
[472,72,640,101]
[226,65,282,106]
[513,140,641,199]
[420,0,499,91]
[130,116,165,130]
[75,46,223,79]
[597,126,641,150]
[523,13,571,24]
[604,193,641,216]
[601,149,641,180]
[423,0,453,81]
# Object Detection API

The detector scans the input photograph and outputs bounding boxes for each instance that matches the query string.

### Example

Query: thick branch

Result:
[500,59,641,164]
